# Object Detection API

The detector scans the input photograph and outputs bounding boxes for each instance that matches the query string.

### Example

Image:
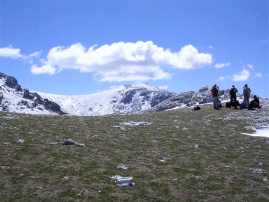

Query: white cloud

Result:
[158,85,169,90]
[217,76,226,81]
[215,63,230,69]
[254,72,262,78]
[232,69,250,81]
[246,64,254,69]
[0,45,41,63]
[26,51,42,58]
[0,45,23,58]
[32,41,212,82]
[31,64,56,75]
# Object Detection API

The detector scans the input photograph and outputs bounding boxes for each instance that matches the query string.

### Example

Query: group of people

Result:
[211,84,260,110]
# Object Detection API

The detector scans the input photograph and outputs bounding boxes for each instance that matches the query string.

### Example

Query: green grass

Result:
[0,104,268,201]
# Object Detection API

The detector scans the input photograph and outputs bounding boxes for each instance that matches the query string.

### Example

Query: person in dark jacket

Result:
[248,95,261,110]
[230,85,238,103]
[229,85,238,109]
[211,84,219,109]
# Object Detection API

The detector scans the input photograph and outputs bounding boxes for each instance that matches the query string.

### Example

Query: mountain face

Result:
[0,72,174,116]
[38,83,175,116]
[0,73,65,115]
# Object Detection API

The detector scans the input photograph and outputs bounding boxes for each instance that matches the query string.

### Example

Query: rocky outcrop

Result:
[5,76,22,91]
[22,89,65,115]
[43,99,63,114]
[148,86,242,112]
[120,87,173,107]
[23,89,34,99]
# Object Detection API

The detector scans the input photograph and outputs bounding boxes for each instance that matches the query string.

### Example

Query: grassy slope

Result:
[0,104,268,201]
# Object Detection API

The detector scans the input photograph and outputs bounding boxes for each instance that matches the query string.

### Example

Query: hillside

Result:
[38,83,174,116]
[0,72,174,116]
[0,102,268,201]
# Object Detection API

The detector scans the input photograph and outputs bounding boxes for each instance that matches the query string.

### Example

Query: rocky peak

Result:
[4,76,22,91]
[0,72,7,79]
[198,86,209,93]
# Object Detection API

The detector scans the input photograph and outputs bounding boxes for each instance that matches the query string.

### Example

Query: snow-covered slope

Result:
[0,73,64,115]
[0,72,174,116]
[38,83,174,116]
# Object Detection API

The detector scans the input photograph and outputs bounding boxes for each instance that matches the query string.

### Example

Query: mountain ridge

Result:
[0,72,267,116]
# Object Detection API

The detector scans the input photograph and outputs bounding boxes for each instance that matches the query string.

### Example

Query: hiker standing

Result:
[211,84,219,109]
[230,85,238,103]
[243,84,251,107]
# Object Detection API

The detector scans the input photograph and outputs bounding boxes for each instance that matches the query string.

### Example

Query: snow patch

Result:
[243,123,269,138]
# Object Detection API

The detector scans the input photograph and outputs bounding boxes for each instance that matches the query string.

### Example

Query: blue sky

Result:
[0,0,268,98]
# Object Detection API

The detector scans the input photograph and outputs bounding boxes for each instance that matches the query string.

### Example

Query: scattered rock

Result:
[194,176,203,180]
[113,126,126,131]
[110,175,134,186]
[159,157,167,162]
[17,139,24,144]
[63,139,85,147]
[252,169,264,174]
[64,160,73,164]
[2,116,19,120]
[82,188,88,195]
[63,176,69,181]
[117,164,128,170]
[121,121,152,126]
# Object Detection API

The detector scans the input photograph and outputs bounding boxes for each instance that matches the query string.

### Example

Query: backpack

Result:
[240,103,246,109]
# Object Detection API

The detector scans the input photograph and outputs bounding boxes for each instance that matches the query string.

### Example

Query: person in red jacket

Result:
[211,84,219,109]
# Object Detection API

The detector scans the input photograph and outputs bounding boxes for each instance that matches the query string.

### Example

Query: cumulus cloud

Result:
[0,45,23,58]
[215,63,230,69]
[31,41,212,82]
[31,64,56,75]
[0,45,41,62]
[232,69,250,81]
